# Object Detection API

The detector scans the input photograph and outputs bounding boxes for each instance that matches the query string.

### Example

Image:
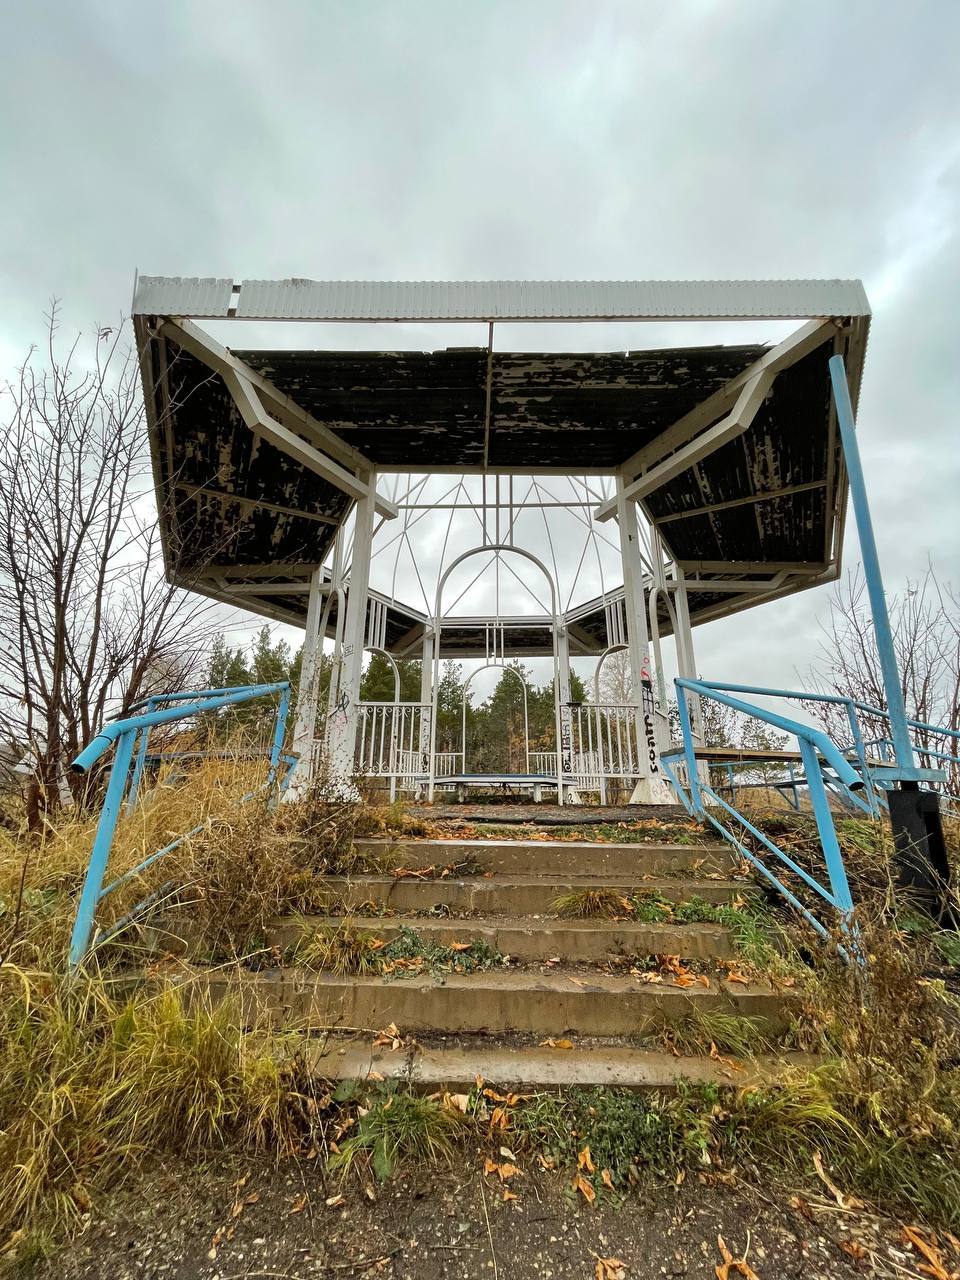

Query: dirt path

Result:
[47,1153,930,1280]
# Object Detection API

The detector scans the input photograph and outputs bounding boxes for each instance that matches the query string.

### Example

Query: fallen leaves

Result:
[594,1256,627,1279]
[372,1022,403,1050]
[540,1037,574,1049]
[577,1145,596,1173]
[715,1233,760,1279]
[483,1156,519,1182]
[901,1226,960,1280]
[709,1040,743,1072]
[838,1239,868,1261]
[656,954,710,987]
[208,1176,261,1260]
[723,964,750,985]
[573,1171,596,1204]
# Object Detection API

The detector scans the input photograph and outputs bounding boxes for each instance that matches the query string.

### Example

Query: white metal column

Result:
[287,564,326,790]
[327,482,377,791]
[672,570,703,742]
[615,477,675,805]
[419,625,434,775]
[555,625,579,805]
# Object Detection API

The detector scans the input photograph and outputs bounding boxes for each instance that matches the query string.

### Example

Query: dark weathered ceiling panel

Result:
[237,346,766,471]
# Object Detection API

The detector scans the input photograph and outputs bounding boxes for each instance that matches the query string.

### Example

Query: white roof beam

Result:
[654,479,827,526]
[174,481,340,526]
[594,318,838,522]
[158,317,369,475]
[220,367,398,520]
[596,369,775,518]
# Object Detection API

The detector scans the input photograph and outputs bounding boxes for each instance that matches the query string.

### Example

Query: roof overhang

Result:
[132,276,870,636]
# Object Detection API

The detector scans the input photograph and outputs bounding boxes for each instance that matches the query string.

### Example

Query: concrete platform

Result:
[308,1039,817,1091]
[270,913,736,961]
[316,873,750,916]
[198,967,787,1037]
[353,837,733,876]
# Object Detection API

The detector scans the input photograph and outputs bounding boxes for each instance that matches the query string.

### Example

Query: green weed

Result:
[329,1085,463,1180]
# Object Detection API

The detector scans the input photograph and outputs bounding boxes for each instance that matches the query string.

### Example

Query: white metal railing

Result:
[433,751,462,777]
[569,703,642,795]
[529,751,558,775]
[355,702,431,798]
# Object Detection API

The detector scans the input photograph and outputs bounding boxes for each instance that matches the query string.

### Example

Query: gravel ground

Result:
[43,1152,941,1280]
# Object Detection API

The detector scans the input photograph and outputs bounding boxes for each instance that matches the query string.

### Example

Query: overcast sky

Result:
[2,0,958,696]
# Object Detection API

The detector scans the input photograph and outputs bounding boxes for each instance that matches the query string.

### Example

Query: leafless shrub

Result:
[0,306,222,826]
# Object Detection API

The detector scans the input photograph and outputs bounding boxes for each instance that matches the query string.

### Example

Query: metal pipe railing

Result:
[664,676,858,948]
[68,682,292,967]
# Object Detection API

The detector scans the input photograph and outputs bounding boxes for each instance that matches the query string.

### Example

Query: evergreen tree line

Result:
[203,627,785,780]
[204,629,587,770]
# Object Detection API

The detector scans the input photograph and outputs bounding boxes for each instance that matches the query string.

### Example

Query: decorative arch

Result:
[593,642,629,704]
[459,662,531,776]
[428,543,567,799]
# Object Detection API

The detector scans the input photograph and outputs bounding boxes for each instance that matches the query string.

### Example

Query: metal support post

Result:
[288,564,327,788]
[830,354,951,917]
[327,482,377,792]
[555,625,578,805]
[268,684,292,790]
[829,356,913,771]
[69,729,137,967]
[799,737,855,922]
[615,476,674,804]
[126,699,156,814]
[419,626,434,775]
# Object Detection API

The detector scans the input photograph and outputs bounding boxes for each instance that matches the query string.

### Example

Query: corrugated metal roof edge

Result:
[132,276,871,321]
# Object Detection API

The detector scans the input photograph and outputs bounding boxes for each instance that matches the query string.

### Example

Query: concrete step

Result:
[270,914,736,961]
[316,873,749,916]
[309,1038,817,1091]
[198,966,786,1037]
[354,837,733,877]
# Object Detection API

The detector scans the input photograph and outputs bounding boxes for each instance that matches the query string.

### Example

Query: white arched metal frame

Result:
[460,662,531,777]
[428,543,568,801]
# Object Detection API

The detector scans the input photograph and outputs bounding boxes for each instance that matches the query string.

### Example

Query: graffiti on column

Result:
[640,649,659,775]
[559,703,574,774]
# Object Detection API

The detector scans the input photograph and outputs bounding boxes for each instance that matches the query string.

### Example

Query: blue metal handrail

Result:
[68,681,293,967]
[685,680,951,814]
[662,677,859,946]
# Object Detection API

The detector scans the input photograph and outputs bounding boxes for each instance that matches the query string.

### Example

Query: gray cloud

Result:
[2,0,958,691]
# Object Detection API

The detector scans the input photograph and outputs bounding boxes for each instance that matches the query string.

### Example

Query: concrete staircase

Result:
[197,827,809,1090]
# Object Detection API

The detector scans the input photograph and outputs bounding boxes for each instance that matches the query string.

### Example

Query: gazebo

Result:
[132,277,870,804]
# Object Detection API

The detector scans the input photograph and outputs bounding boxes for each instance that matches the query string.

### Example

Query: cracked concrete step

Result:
[196,967,786,1036]
[353,837,733,876]
[308,1039,817,1091]
[315,874,749,916]
[269,913,736,961]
